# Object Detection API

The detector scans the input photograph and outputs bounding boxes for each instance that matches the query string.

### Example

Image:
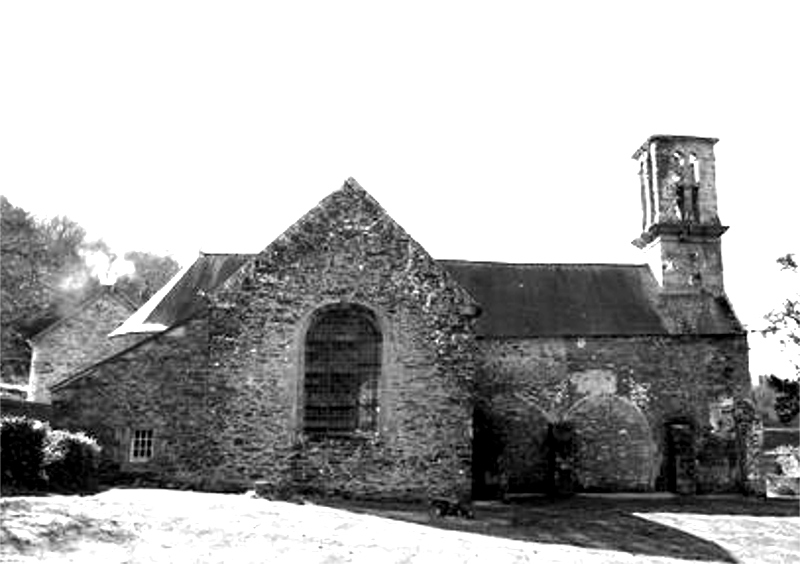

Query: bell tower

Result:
[632,135,728,295]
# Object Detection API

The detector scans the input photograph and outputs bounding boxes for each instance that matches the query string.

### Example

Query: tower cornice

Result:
[632,223,729,249]
[632,135,719,160]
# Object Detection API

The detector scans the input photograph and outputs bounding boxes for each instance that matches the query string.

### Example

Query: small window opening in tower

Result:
[639,157,650,230]
[675,186,686,222]
[670,150,697,185]
[672,151,685,180]
[688,153,700,184]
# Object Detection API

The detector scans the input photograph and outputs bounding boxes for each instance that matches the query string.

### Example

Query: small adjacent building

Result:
[49,135,755,498]
[28,286,141,403]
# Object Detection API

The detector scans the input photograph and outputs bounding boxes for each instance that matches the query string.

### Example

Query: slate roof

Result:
[440,261,670,337]
[109,253,250,336]
[109,252,743,339]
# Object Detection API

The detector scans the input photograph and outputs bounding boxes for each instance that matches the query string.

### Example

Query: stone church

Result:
[45,135,754,499]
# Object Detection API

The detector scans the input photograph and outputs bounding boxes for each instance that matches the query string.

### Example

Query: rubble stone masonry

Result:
[54,183,478,499]
[49,166,753,499]
[475,334,751,493]
[29,291,138,403]
[203,183,478,499]
[53,318,216,478]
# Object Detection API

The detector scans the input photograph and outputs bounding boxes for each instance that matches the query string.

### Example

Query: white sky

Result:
[1,1,798,380]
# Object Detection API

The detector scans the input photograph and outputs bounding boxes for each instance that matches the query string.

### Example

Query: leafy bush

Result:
[766,474,800,498]
[0,416,48,490]
[42,429,102,492]
[770,445,800,478]
[765,376,799,423]
[0,415,101,494]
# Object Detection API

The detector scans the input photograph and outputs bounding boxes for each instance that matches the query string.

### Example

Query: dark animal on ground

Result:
[428,497,475,519]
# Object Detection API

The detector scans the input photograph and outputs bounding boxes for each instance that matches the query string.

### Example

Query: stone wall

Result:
[642,234,725,296]
[473,395,552,497]
[55,181,478,499]
[48,179,753,499]
[29,291,138,403]
[203,181,478,500]
[475,333,750,494]
[52,319,216,481]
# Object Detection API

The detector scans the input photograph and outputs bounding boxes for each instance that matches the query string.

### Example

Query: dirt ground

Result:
[1,489,798,563]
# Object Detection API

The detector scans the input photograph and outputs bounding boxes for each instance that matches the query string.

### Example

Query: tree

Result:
[761,253,799,377]
[115,251,180,302]
[0,197,52,382]
[0,196,181,384]
[757,253,799,424]
[1,198,98,335]
[1,198,102,383]
[0,197,50,326]
[39,215,103,307]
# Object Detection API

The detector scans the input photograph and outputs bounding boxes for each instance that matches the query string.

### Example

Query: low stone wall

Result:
[0,397,53,422]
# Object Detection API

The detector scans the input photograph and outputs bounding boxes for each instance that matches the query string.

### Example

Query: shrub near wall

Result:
[0,415,101,494]
[42,429,102,492]
[0,416,47,490]
[764,446,800,499]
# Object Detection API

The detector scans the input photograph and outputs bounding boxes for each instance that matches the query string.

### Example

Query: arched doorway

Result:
[472,396,552,498]
[303,303,381,438]
[567,395,655,491]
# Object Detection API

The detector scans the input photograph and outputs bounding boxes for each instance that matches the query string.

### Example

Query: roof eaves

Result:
[438,259,653,269]
[474,329,708,340]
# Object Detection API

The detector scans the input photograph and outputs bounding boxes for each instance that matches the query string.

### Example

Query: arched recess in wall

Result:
[565,394,656,492]
[301,303,382,438]
[473,394,553,497]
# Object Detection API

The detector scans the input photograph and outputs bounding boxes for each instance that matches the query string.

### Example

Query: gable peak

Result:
[343,177,363,191]
[319,176,385,216]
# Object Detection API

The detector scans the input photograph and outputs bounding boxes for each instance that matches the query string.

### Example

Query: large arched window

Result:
[303,304,381,438]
